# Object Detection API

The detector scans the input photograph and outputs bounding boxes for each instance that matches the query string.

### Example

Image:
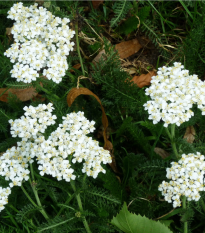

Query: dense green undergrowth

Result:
[0,1,205,233]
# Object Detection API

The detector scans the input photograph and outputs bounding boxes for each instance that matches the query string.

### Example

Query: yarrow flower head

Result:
[158,153,205,208]
[144,62,205,127]
[0,103,112,211]
[0,187,11,211]
[4,2,75,84]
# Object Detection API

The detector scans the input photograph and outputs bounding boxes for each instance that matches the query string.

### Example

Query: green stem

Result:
[29,164,49,220]
[182,196,188,233]
[70,180,92,233]
[21,184,38,208]
[36,82,60,101]
[171,123,175,138]
[164,127,171,139]
[8,204,19,213]
[75,17,85,76]
[200,198,205,214]
[56,192,75,217]
[165,124,179,160]
[151,124,164,158]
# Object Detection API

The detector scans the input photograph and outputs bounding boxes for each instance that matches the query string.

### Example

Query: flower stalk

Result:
[165,124,179,160]
[29,163,49,220]
[70,180,92,233]
[182,196,188,233]
[75,17,85,76]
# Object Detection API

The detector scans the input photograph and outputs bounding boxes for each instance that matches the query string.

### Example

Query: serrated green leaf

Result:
[159,220,173,227]
[111,202,173,233]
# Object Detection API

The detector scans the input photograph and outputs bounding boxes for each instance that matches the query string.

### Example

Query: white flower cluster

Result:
[9,103,56,140]
[0,187,11,211]
[0,103,112,211]
[4,2,75,83]
[144,62,205,127]
[158,153,205,208]
[36,112,111,181]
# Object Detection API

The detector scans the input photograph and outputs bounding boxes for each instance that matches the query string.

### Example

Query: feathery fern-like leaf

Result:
[110,0,131,27]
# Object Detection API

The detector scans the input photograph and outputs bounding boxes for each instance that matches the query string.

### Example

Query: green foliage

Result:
[183,2,205,78]
[118,6,151,35]
[16,204,42,223]
[110,0,132,27]
[85,185,121,206]
[111,202,173,233]
[1,1,205,233]
[141,19,169,59]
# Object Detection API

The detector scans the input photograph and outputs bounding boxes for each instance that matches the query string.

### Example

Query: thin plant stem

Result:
[56,192,75,217]
[70,180,92,233]
[200,198,205,214]
[21,182,49,221]
[21,184,38,208]
[165,124,179,160]
[170,124,179,159]
[151,124,164,158]
[182,196,188,233]
[164,127,171,138]
[36,82,60,101]
[8,204,19,213]
[29,164,49,220]
[75,18,85,76]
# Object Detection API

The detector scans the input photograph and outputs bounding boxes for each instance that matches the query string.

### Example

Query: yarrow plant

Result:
[144,62,205,127]
[158,153,205,208]
[0,103,112,212]
[4,2,75,83]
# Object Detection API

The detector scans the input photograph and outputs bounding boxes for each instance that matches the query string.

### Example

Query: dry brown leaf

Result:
[67,87,119,173]
[79,31,97,45]
[183,126,195,143]
[6,28,13,42]
[0,84,42,102]
[92,49,107,66]
[154,147,170,159]
[32,94,46,102]
[92,0,104,9]
[120,59,133,68]
[70,63,81,72]
[115,39,142,59]
[92,38,142,65]
[122,67,137,75]
[131,71,156,88]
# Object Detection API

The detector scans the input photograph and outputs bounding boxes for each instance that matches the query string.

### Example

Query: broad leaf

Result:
[111,202,173,233]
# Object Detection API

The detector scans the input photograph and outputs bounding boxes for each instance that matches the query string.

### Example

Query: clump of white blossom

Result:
[0,187,11,211]
[4,2,75,84]
[0,103,112,211]
[144,62,205,127]
[158,153,205,208]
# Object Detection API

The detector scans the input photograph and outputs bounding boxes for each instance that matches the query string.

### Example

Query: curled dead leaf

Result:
[0,84,42,102]
[183,126,195,144]
[131,70,156,88]
[67,87,119,173]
